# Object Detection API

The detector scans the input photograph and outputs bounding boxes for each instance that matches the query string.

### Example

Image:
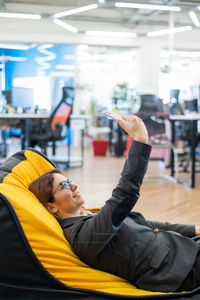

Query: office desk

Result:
[169,114,200,188]
[0,113,90,168]
[48,115,91,168]
[0,113,49,148]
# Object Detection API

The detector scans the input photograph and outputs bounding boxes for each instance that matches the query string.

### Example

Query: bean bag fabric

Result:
[0,148,200,299]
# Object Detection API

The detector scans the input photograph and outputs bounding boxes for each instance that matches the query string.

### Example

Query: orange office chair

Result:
[30,87,74,155]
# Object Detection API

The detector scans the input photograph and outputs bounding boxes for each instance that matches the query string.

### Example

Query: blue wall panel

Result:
[1,44,75,91]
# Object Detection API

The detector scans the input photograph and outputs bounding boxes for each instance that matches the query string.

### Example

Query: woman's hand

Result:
[117,115,149,144]
[195,225,200,236]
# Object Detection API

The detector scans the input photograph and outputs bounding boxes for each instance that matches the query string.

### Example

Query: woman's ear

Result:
[46,203,58,214]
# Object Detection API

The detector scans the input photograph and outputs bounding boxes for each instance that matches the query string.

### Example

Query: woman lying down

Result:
[29,115,200,293]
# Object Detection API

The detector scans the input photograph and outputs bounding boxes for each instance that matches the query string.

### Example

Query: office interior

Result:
[3,1,200,299]
[1,2,200,227]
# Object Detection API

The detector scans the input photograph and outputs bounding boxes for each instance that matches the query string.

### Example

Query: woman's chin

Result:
[73,193,84,204]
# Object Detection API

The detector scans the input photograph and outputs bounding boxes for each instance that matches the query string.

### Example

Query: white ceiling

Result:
[0,0,200,48]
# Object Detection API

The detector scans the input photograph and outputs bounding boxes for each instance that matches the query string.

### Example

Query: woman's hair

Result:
[29,169,62,206]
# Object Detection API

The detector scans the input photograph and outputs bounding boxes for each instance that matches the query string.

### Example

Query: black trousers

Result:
[177,237,200,292]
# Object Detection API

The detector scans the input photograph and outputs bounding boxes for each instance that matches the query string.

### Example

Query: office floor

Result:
[3,138,200,226]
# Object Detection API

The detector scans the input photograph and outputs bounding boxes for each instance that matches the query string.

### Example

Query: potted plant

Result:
[112,81,140,114]
[88,99,109,156]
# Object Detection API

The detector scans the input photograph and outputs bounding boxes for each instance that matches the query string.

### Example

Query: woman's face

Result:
[50,173,85,218]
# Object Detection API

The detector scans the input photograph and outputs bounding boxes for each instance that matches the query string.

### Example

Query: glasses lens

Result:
[62,181,71,190]
[53,179,75,194]
[61,179,75,190]
[68,179,75,185]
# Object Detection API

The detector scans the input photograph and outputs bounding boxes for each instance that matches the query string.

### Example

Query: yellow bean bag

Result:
[0,148,198,299]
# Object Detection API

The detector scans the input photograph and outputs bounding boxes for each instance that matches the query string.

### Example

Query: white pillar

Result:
[139,40,161,95]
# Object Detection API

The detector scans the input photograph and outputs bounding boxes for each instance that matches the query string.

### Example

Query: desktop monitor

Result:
[184,99,198,112]
[2,90,12,105]
[12,87,34,109]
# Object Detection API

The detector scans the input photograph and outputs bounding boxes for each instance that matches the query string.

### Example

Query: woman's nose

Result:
[70,183,77,191]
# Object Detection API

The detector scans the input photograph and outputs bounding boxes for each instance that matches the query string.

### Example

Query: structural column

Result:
[139,40,161,96]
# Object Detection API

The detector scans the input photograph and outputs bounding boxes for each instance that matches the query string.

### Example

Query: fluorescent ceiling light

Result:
[0,12,41,19]
[172,50,200,58]
[55,65,75,70]
[63,55,75,60]
[147,26,192,37]
[115,2,181,12]
[93,54,135,62]
[77,45,89,51]
[50,72,74,77]
[160,49,200,58]
[53,4,98,18]
[0,43,31,50]
[53,19,78,33]
[0,55,26,62]
[85,30,137,37]
[7,57,26,61]
[189,11,200,27]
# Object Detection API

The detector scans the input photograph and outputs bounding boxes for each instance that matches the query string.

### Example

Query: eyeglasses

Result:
[53,179,75,194]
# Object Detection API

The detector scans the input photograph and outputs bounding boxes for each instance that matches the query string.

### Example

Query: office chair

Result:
[138,93,192,177]
[30,87,74,155]
[139,94,159,112]
[138,95,172,161]
[126,94,181,182]
[138,111,172,158]
[169,91,194,174]
[125,111,179,183]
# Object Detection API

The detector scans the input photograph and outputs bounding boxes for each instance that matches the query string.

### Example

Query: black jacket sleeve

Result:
[65,141,152,257]
[147,220,195,237]
[110,141,151,227]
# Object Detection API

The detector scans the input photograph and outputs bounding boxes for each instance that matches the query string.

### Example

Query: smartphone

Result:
[102,110,129,125]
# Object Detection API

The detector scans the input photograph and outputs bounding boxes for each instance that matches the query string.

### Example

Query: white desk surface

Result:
[169,113,200,121]
[0,113,49,119]
[0,113,91,119]
[70,114,91,119]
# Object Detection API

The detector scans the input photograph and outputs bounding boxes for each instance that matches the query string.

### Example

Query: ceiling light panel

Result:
[189,11,200,27]
[147,26,192,37]
[53,4,98,19]
[53,19,78,33]
[85,31,137,37]
[115,2,181,12]
[55,65,75,70]
[0,12,41,19]
[0,43,30,50]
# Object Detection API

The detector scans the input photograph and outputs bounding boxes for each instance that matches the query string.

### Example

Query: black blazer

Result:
[60,141,198,293]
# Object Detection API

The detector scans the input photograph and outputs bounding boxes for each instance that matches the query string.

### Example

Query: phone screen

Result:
[102,110,128,125]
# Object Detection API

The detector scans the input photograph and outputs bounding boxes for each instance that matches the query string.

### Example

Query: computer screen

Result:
[2,90,12,105]
[12,87,34,109]
[184,99,198,112]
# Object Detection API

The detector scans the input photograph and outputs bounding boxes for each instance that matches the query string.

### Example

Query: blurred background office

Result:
[1,0,200,220]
